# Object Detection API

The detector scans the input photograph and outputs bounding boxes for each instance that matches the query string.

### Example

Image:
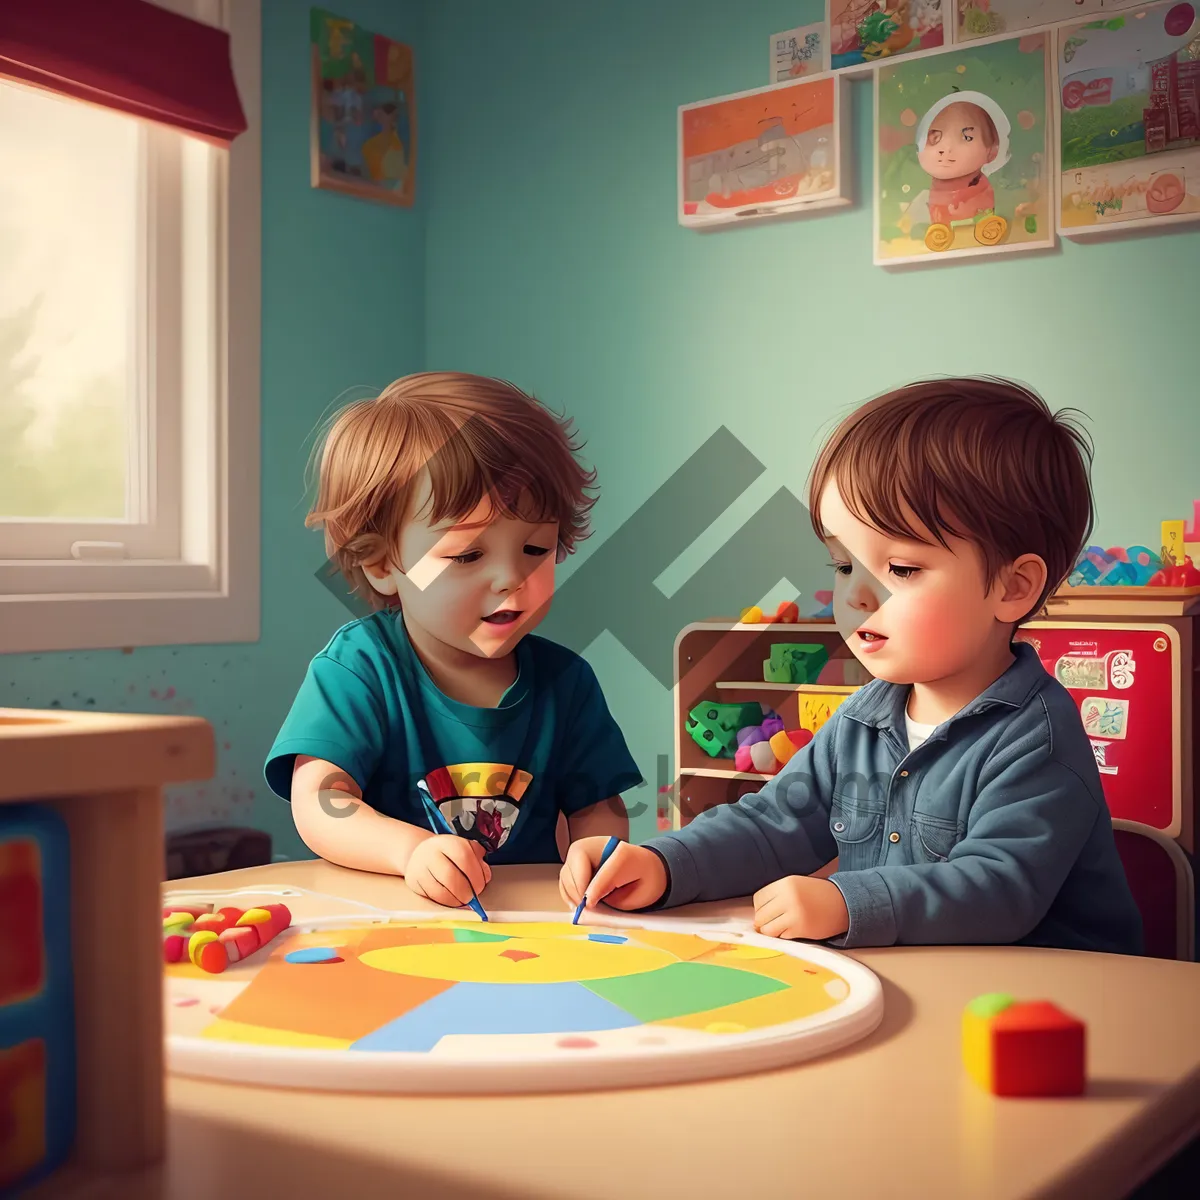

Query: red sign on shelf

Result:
[1017,624,1179,836]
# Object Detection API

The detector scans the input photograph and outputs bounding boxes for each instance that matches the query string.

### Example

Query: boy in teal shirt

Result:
[266,371,641,909]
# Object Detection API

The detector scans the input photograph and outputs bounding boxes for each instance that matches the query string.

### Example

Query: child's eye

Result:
[889,564,920,580]
[524,545,552,558]
[446,551,482,564]
[827,561,852,576]
[962,132,974,142]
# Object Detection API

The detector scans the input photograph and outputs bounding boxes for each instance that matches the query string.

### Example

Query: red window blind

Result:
[0,0,247,145]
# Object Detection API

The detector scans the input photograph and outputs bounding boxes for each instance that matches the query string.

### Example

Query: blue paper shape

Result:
[586,933,627,944]
[349,982,639,1052]
[285,947,341,964]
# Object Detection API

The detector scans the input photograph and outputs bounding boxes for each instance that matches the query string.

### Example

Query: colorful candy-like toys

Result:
[162,902,291,973]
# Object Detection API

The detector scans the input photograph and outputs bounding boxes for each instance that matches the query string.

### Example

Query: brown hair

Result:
[807,377,1095,622]
[307,372,598,609]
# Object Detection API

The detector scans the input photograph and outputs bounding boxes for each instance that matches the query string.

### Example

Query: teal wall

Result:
[1,0,426,860]
[422,0,1200,838]
[5,0,1197,852]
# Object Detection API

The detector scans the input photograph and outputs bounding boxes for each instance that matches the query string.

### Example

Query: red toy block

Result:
[963,994,1086,1096]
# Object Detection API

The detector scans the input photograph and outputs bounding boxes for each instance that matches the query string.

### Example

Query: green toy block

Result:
[685,701,761,758]
[763,643,828,685]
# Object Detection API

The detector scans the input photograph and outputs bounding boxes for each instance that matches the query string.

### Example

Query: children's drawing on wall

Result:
[874,33,1055,264]
[957,0,1143,41]
[830,0,946,70]
[1057,2,1200,235]
[310,8,416,207]
[771,22,828,81]
[679,76,851,227]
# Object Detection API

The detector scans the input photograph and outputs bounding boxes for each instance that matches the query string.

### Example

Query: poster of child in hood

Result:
[874,33,1054,264]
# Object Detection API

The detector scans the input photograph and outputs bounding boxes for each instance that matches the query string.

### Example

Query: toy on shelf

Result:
[810,590,834,618]
[162,902,292,974]
[962,993,1085,1097]
[685,701,765,758]
[1068,545,1162,587]
[740,600,801,624]
[735,725,814,775]
[764,643,829,684]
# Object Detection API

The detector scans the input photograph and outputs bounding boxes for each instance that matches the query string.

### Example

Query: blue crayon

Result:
[572,835,622,925]
[418,790,488,922]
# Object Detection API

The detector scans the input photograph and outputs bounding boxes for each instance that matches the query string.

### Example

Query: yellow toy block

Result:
[1162,520,1185,566]
[799,693,847,735]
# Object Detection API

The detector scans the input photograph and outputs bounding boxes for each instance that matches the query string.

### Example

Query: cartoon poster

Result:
[678,75,851,227]
[956,0,1143,42]
[874,33,1055,264]
[830,0,946,70]
[1057,2,1200,236]
[771,22,829,81]
[310,8,416,207]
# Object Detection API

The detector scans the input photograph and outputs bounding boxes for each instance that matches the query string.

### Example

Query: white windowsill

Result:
[0,0,261,656]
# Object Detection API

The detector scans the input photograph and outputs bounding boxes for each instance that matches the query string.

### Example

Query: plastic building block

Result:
[740,601,800,624]
[763,643,829,685]
[685,701,763,758]
[163,902,292,973]
[962,993,1086,1096]
[1162,520,1186,566]
[1185,500,1200,541]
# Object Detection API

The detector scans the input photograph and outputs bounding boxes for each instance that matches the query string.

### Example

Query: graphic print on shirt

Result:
[417,762,534,853]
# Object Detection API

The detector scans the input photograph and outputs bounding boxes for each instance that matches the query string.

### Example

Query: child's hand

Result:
[405,835,491,909]
[560,838,667,913]
[753,875,849,941]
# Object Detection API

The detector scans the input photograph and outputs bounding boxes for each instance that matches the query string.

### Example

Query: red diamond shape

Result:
[499,948,539,962]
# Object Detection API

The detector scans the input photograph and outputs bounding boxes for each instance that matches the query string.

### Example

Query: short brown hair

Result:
[807,377,1095,622]
[307,372,598,609]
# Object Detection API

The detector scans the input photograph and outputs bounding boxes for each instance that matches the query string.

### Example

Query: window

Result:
[0,0,260,654]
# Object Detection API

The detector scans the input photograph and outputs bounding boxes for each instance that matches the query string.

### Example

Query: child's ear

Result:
[362,560,399,597]
[996,554,1046,621]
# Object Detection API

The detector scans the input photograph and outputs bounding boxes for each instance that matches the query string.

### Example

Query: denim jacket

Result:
[650,642,1144,954]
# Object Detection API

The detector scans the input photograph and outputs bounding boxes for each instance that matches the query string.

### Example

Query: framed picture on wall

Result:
[954,0,1143,43]
[678,74,853,228]
[830,0,948,71]
[1056,1,1200,238]
[873,32,1056,265]
[310,8,416,207]
[770,22,829,81]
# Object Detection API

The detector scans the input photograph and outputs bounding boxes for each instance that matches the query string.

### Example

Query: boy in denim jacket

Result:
[563,378,1143,954]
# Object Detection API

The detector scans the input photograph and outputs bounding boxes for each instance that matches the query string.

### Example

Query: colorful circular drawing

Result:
[164,912,884,1093]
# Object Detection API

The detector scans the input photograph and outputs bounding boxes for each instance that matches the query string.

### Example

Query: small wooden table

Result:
[40,858,1200,1199]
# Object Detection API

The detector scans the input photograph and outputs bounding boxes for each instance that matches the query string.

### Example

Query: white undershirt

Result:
[905,712,937,751]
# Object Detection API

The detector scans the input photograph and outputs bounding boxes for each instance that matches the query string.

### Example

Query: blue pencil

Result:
[418,790,488,922]
[572,835,622,925]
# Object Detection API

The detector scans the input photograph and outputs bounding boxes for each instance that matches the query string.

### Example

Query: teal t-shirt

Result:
[264,612,643,865]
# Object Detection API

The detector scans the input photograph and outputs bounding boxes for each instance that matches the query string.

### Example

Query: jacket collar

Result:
[844,640,1047,735]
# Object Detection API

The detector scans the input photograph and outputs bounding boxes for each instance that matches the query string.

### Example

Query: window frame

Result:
[0,0,261,654]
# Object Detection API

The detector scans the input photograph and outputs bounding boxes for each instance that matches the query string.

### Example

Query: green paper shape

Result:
[452,928,511,943]
[583,962,786,1023]
[967,992,1015,1018]
[1024,216,1038,234]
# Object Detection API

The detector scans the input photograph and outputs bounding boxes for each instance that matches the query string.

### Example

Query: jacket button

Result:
[889,832,900,843]
[899,770,909,777]
[833,821,845,832]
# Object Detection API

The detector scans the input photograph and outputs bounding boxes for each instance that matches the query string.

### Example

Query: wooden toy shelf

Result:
[0,707,214,1193]
[673,620,864,828]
